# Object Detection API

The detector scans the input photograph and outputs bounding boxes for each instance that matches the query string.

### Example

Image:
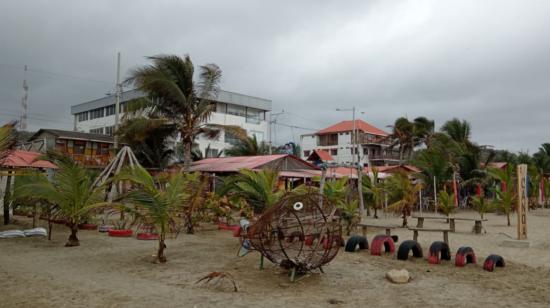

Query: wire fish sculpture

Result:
[239,192,342,276]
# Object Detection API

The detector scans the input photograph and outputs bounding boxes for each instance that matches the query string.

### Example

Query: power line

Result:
[274,121,318,131]
[0,109,74,125]
[0,63,115,85]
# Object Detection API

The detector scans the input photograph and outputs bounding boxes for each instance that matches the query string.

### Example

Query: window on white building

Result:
[105,126,114,136]
[90,108,105,119]
[90,128,104,134]
[246,108,261,124]
[331,149,337,155]
[77,112,88,122]
[227,104,246,117]
[105,105,116,116]
[225,131,241,145]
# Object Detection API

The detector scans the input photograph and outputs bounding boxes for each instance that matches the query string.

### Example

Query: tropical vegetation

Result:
[14,158,109,246]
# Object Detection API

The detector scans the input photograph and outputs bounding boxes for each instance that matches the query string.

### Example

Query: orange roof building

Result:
[301,119,400,167]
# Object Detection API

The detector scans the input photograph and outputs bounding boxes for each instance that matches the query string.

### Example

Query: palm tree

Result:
[488,165,515,225]
[191,144,223,161]
[385,172,422,227]
[126,54,224,171]
[0,122,16,159]
[116,166,194,263]
[362,169,384,218]
[14,159,109,246]
[387,117,414,163]
[441,118,471,145]
[225,135,270,157]
[1,122,17,225]
[437,190,455,217]
[117,116,176,170]
[412,116,435,147]
[412,147,453,195]
[471,195,492,220]
[220,169,283,213]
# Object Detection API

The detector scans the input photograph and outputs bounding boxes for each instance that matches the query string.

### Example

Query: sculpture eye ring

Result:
[293,202,304,211]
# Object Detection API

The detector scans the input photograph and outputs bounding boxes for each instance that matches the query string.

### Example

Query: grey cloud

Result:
[1,0,549,152]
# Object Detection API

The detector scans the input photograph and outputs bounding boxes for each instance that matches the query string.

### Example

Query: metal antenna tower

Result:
[20,65,28,130]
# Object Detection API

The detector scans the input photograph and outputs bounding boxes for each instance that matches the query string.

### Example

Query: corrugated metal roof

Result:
[190,154,318,173]
[30,129,115,143]
[0,150,57,169]
[71,89,272,114]
[307,149,334,161]
[316,120,389,136]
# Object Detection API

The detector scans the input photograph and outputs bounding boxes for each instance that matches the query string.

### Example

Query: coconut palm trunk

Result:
[157,231,167,263]
[183,141,192,172]
[66,224,80,247]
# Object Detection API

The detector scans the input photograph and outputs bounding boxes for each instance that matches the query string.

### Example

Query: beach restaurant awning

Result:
[0,150,57,169]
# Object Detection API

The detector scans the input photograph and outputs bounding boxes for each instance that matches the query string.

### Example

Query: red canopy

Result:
[0,150,57,169]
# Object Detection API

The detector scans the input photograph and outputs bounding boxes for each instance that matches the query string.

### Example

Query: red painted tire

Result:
[428,241,451,264]
[370,235,395,256]
[79,224,98,230]
[137,233,159,240]
[455,246,476,267]
[483,254,505,272]
[108,229,133,237]
[232,227,241,237]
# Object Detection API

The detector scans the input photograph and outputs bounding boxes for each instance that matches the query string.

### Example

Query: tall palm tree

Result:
[441,118,471,145]
[220,169,284,213]
[225,135,270,157]
[116,166,195,263]
[412,116,435,148]
[387,117,414,163]
[14,159,109,246]
[117,116,176,170]
[126,54,224,171]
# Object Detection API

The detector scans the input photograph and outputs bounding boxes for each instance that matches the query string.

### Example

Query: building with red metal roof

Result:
[0,150,57,170]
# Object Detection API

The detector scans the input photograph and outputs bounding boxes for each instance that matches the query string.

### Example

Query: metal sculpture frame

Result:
[241,192,342,279]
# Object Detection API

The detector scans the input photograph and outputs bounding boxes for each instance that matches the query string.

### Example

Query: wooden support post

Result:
[449,219,456,232]
[416,217,424,228]
[443,231,449,245]
[474,220,482,234]
[413,230,419,242]
[385,228,391,236]
[361,225,367,237]
[259,254,264,270]
[290,267,296,282]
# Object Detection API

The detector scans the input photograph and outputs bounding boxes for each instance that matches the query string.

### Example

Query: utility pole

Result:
[268,111,284,155]
[337,107,366,218]
[114,52,121,150]
[20,65,28,131]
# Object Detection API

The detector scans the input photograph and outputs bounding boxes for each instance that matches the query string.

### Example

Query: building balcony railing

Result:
[358,136,391,145]
[369,153,401,161]
[69,153,111,167]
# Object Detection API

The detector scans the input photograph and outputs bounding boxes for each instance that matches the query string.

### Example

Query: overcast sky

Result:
[1,0,549,152]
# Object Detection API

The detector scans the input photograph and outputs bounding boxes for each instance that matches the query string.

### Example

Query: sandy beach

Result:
[1,209,550,308]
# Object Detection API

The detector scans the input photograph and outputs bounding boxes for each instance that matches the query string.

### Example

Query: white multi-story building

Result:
[300,120,400,167]
[70,89,271,157]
